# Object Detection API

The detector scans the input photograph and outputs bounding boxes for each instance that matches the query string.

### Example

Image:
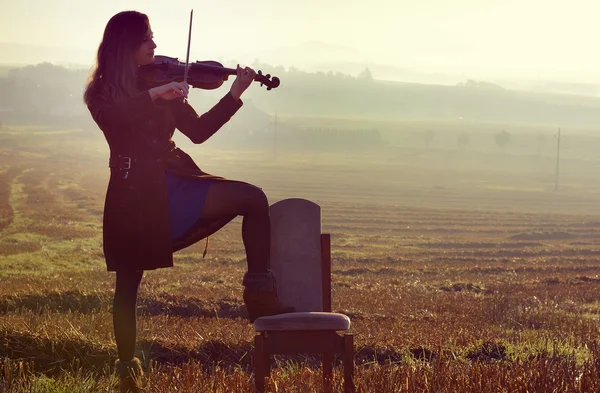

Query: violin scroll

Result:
[257,70,280,91]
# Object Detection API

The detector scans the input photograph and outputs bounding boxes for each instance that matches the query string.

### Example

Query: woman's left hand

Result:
[229,65,256,101]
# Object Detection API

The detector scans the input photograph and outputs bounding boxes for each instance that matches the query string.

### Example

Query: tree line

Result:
[2,61,600,129]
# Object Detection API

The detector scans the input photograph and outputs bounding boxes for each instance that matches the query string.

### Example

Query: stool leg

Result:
[343,334,355,393]
[255,334,267,393]
[323,351,333,393]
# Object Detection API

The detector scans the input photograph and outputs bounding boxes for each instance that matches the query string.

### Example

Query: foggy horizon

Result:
[3,0,600,86]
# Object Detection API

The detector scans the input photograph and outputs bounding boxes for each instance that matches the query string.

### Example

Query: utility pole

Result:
[555,128,561,191]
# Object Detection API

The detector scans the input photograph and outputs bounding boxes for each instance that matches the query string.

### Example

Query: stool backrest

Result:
[270,198,323,312]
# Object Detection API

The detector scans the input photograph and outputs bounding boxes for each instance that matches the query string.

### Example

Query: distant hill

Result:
[237,41,467,85]
[0,42,94,69]
[239,40,366,70]
[0,41,476,85]
[4,40,600,95]
[529,81,600,97]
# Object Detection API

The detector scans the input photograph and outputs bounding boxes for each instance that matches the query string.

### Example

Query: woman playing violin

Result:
[83,10,293,392]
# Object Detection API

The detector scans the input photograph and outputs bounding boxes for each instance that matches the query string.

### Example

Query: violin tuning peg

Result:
[266,74,271,79]
[258,70,263,75]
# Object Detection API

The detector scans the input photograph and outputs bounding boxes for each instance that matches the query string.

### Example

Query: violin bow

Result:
[182,9,193,102]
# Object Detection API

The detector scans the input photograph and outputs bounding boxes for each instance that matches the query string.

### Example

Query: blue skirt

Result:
[165,172,211,239]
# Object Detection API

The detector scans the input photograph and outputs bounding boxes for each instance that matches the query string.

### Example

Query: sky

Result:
[1,0,600,82]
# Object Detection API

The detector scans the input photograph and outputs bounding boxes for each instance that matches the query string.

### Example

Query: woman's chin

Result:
[138,55,154,66]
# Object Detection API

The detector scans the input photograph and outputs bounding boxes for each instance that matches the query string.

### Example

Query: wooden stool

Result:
[252,198,355,393]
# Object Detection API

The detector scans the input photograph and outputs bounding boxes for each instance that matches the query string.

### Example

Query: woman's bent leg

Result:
[201,181,270,273]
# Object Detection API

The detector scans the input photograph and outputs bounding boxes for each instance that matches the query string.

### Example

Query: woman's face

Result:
[134,28,156,66]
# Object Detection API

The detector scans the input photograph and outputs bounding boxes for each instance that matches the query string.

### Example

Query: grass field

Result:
[2,119,600,392]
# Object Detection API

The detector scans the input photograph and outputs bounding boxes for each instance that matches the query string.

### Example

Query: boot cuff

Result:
[242,269,276,292]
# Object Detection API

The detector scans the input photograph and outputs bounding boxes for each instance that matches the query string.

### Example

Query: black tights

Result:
[200,181,271,273]
[112,181,270,361]
[113,270,143,361]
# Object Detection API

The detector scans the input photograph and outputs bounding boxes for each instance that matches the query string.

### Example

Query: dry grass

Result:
[0,169,16,231]
[3,125,600,391]
[4,350,600,392]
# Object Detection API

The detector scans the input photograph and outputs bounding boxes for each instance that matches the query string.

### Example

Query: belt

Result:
[109,154,136,170]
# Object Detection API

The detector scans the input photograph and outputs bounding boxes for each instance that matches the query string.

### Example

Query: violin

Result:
[138,55,281,91]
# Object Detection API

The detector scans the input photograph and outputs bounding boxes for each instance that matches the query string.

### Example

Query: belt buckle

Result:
[122,156,132,170]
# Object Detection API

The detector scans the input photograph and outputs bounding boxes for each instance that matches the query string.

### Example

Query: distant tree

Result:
[495,130,510,150]
[457,79,505,91]
[457,132,470,148]
[358,67,373,81]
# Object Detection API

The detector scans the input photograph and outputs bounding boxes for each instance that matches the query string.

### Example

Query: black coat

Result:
[87,84,243,271]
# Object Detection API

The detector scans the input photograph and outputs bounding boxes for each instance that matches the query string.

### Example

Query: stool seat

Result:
[254,312,351,332]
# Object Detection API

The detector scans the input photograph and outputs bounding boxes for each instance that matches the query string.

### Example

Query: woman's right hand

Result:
[149,81,189,101]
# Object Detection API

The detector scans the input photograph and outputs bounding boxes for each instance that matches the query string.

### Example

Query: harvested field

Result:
[2,124,600,392]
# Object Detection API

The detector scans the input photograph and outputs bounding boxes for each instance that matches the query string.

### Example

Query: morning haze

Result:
[2,0,600,203]
[2,0,600,82]
[4,3,600,390]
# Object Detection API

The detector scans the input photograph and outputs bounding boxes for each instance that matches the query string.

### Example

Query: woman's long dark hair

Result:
[84,11,150,104]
